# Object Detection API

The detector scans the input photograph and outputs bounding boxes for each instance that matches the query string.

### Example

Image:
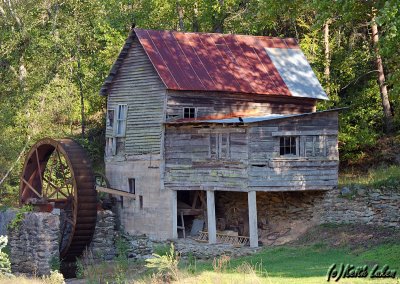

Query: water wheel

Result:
[19,138,97,260]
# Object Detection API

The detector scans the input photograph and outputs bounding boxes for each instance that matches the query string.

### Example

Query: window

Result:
[107,109,115,127]
[106,137,116,156]
[305,136,326,157]
[116,104,127,136]
[280,136,297,156]
[139,195,143,209]
[128,178,135,194]
[210,133,230,159]
[183,107,196,119]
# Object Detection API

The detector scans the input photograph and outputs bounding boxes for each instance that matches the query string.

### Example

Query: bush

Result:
[0,236,11,275]
[41,270,64,284]
[145,243,180,281]
[7,205,33,231]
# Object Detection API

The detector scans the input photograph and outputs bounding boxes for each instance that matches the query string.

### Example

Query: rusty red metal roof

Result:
[100,29,328,100]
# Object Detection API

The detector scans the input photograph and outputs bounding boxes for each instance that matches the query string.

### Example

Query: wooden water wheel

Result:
[19,138,97,260]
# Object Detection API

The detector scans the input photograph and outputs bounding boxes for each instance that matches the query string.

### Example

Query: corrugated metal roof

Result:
[265,48,328,100]
[134,29,328,100]
[100,28,328,100]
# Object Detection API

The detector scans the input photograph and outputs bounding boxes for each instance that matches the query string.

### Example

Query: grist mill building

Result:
[100,28,339,247]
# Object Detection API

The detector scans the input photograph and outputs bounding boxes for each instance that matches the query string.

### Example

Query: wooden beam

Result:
[96,186,136,199]
[172,190,178,239]
[248,191,258,248]
[206,190,217,244]
[272,130,338,136]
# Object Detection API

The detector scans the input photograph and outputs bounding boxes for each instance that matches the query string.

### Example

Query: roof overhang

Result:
[165,108,346,126]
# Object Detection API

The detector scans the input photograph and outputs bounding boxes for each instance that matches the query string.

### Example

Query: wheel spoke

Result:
[22,178,42,198]
[35,149,43,190]
[45,176,70,199]
[44,153,57,198]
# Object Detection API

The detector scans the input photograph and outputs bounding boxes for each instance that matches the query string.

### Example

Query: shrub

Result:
[41,270,64,284]
[0,236,11,275]
[7,205,33,231]
[145,243,180,281]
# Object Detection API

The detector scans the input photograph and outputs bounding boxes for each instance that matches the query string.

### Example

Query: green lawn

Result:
[174,243,400,284]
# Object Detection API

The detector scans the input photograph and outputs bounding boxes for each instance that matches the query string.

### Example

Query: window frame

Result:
[115,104,128,137]
[183,107,196,119]
[279,136,299,156]
[128,178,136,194]
[106,109,115,128]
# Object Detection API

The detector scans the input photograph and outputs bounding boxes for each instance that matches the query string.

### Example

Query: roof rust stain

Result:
[134,28,296,96]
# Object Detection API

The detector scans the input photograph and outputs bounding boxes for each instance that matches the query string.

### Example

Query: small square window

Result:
[280,136,297,156]
[107,109,114,127]
[183,107,196,119]
[128,178,135,194]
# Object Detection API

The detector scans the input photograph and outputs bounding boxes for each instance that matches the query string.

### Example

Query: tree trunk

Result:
[177,3,185,31]
[324,20,330,96]
[192,2,199,32]
[76,37,85,138]
[77,58,85,138]
[371,17,393,133]
[212,0,224,33]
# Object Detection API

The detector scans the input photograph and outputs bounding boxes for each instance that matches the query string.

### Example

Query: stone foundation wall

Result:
[318,188,400,228]
[216,188,400,245]
[0,209,16,236]
[89,210,116,260]
[8,212,60,276]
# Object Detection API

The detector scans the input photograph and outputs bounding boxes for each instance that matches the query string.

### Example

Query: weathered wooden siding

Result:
[248,111,339,191]
[166,90,316,121]
[106,38,166,155]
[165,111,339,192]
[164,126,249,191]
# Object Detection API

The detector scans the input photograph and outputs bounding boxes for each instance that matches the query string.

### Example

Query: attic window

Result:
[280,136,297,156]
[183,107,196,119]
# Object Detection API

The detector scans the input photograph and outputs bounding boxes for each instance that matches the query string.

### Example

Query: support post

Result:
[248,191,258,248]
[206,190,217,244]
[172,190,178,239]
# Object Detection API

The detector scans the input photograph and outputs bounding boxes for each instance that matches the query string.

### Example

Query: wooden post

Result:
[248,191,258,248]
[172,190,178,239]
[206,190,217,244]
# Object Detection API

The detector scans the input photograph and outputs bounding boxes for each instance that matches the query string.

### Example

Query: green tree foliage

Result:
[0,0,399,203]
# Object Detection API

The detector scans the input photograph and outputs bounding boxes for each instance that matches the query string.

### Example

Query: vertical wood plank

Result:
[207,190,217,244]
[248,191,258,248]
[172,190,178,239]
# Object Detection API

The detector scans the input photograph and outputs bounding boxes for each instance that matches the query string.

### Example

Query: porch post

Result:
[172,190,178,239]
[248,191,258,248]
[206,190,217,244]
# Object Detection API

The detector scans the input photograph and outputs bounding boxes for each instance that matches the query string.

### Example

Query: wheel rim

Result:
[19,138,97,260]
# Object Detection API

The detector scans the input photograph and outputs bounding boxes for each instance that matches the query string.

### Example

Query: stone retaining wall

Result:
[0,209,16,236]
[89,210,116,260]
[216,188,400,245]
[318,188,400,228]
[8,212,60,276]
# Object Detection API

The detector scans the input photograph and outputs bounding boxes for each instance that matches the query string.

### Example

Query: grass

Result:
[339,164,400,190]
[174,243,400,284]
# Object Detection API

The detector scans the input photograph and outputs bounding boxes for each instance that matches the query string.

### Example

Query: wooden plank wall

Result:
[106,38,166,155]
[166,90,316,121]
[164,126,249,191]
[165,111,339,192]
[248,111,339,191]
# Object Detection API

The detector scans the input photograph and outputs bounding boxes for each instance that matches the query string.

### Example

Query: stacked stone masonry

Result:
[8,212,60,276]
[89,210,116,260]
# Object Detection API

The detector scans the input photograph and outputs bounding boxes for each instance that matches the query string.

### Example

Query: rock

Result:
[340,187,352,196]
